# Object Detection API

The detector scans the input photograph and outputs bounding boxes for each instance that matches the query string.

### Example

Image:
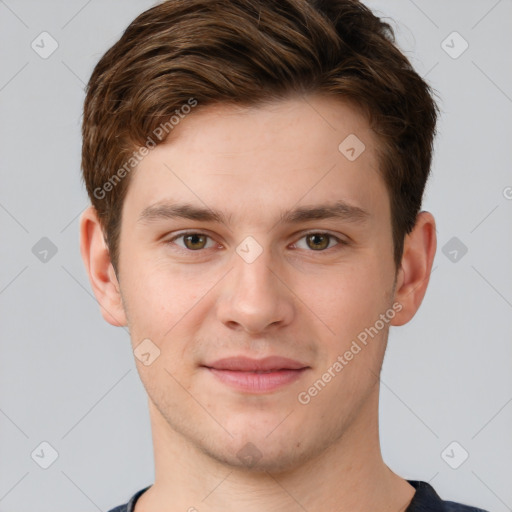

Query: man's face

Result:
[116,95,398,471]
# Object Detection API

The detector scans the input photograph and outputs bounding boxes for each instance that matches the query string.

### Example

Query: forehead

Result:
[123,95,388,225]
[157,95,376,161]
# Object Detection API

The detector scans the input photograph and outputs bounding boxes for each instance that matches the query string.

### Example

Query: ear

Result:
[79,206,127,327]
[390,211,437,326]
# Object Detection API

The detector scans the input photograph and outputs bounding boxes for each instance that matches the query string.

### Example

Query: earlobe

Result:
[79,206,127,327]
[390,211,437,326]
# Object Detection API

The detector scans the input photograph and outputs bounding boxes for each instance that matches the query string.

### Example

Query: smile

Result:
[202,356,310,393]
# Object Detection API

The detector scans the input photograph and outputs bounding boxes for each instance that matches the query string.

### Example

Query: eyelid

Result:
[167,230,220,250]
[166,230,348,253]
[291,230,347,250]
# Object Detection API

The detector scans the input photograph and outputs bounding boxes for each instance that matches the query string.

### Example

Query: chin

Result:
[203,440,309,474]
[193,423,321,474]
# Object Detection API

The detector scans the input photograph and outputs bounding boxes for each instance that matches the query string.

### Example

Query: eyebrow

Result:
[137,200,370,226]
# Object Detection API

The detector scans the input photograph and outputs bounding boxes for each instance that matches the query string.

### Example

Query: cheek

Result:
[120,257,218,355]
[119,258,173,338]
[301,256,393,344]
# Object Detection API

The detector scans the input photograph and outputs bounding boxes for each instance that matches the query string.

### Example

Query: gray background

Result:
[0,0,511,511]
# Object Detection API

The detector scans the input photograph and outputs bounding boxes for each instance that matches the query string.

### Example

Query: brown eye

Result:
[306,233,330,250]
[183,233,208,250]
[167,232,218,253]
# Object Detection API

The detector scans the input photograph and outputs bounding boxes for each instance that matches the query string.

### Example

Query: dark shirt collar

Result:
[118,480,487,512]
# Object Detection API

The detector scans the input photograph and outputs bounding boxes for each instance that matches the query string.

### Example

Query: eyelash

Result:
[166,231,347,254]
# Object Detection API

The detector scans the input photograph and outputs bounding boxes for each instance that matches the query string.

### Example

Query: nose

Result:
[216,242,295,334]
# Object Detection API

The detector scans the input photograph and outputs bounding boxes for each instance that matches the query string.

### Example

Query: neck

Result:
[136,391,415,512]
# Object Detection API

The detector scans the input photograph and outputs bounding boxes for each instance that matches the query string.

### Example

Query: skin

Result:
[80,95,436,512]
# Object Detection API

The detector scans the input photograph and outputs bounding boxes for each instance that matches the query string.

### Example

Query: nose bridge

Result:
[232,236,280,301]
[235,241,275,291]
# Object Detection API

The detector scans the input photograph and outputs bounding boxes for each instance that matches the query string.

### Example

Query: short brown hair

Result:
[81,0,439,272]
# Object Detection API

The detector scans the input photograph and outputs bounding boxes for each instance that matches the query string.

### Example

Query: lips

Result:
[202,356,310,393]
[204,356,308,372]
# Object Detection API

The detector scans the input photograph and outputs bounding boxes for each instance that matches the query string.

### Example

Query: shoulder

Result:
[443,502,489,512]
[106,486,151,512]
[407,481,489,512]
[106,506,128,512]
